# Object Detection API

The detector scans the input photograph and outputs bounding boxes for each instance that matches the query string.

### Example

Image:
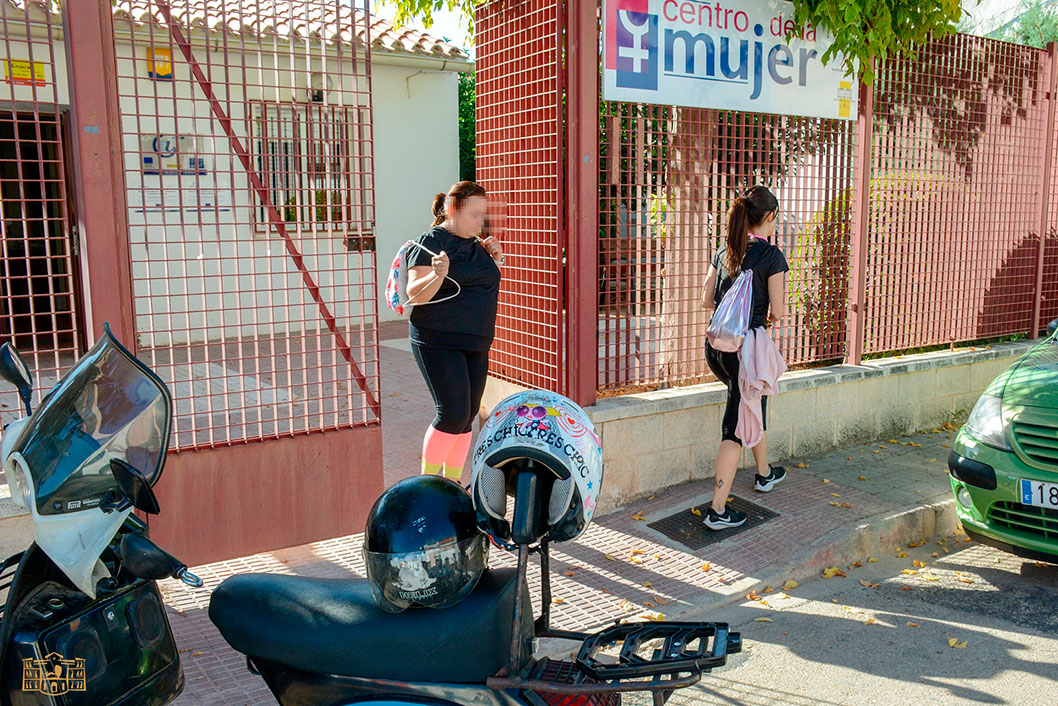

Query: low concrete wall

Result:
[588,341,1036,515]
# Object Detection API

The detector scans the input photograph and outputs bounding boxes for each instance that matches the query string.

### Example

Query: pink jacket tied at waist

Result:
[736,327,787,448]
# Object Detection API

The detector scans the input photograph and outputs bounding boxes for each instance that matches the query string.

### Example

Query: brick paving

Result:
[166,323,961,704]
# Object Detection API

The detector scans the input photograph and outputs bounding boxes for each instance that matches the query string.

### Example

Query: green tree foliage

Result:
[458,71,476,181]
[991,0,1058,48]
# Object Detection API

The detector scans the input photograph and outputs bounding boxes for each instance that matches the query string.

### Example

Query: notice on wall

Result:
[142,134,210,176]
[147,48,174,81]
[3,59,47,86]
[129,186,232,213]
[602,0,857,120]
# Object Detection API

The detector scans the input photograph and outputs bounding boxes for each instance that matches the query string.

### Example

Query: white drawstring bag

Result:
[384,239,461,319]
[706,268,754,353]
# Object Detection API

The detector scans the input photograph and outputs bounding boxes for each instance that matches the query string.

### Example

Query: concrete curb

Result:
[667,497,959,621]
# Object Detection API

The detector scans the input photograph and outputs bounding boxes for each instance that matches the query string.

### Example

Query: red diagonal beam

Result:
[152,1,380,419]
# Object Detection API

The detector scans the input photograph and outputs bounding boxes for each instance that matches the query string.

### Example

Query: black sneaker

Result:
[704,506,747,530]
[755,466,787,493]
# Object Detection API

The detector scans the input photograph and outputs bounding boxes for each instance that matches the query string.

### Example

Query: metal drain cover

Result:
[647,495,778,550]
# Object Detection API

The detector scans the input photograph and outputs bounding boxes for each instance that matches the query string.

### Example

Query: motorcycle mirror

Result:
[0,342,33,414]
[1048,318,1058,338]
[110,458,161,515]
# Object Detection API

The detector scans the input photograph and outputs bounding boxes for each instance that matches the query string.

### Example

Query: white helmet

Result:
[471,391,602,543]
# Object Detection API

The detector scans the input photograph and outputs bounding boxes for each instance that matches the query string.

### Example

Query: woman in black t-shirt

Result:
[405,181,504,480]
[700,185,790,531]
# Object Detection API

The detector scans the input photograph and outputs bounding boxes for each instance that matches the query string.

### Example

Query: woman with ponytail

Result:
[405,181,504,480]
[700,185,790,530]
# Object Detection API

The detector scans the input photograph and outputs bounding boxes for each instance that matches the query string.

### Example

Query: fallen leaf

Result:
[601,587,612,594]
[896,552,908,558]
[873,450,880,454]
[954,528,966,535]
[654,595,670,606]
[942,444,950,448]
[648,496,655,501]
[949,638,968,649]
[783,579,800,590]
[690,507,702,516]
[901,586,914,591]
[830,493,842,497]
[619,599,636,612]
[927,458,937,463]
[847,456,854,460]
[191,651,203,658]
[795,462,809,468]
[849,561,863,568]
[925,577,939,582]
[763,586,774,594]
[630,557,644,565]
[879,445,888,450]
[642,580,653,588]
[829,501,842,507]
[868,557,879,563]
[754,617,773,623]
[605,554,617,561]
[554,598,565,604]
[912,560,926,568]
[906,622,919,628]
[759,599,771,608]
[902,569,918,575]
[821,567,846,579]
[963,537,973,543]
[909,540,926,548]
[631,549,646,555]
[631,511,647,521]
[957,577,975,584]
[564,570,576,577]
[911,442,922,448]
[842,502,852,509]
[859,579,872,587]
[871,583,881,588]
[701,562,712,572]
[859,476,867,481]
[642,612,666,622]
[1036,562,1049,567]
[865,617,877,625]
[822,479,832,484]
[746,591,761,601]
[643,602,654,608]
[888,439,898,444]
[931,553,939,558]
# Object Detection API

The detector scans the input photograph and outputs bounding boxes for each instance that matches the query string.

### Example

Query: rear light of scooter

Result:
[531,659,620,706]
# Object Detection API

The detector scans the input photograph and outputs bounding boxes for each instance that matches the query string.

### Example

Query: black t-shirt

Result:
[407,226,501,350]
[712,237,790,330]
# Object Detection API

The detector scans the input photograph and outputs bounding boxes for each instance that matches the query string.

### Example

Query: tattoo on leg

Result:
[715,478,725,490]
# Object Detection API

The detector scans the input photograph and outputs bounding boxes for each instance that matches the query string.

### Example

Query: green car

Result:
[949,318,1058,563]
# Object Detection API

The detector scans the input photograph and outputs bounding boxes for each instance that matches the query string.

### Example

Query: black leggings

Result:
[705,342,768,445]
[412,343,490,435]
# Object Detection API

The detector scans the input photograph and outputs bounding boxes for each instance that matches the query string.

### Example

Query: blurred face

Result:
[447,195,487,238]
[757,208,778,237]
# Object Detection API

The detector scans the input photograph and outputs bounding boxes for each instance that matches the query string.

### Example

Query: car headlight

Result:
[965,394,1011,451]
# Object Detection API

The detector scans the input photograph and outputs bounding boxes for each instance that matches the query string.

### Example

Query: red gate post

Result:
[846,79,874,366]
[61,1,136,348]
[1033,42,1058,338]
[565,0,599,405]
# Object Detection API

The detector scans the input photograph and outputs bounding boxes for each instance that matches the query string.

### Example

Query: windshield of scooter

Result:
[9,325,172,516]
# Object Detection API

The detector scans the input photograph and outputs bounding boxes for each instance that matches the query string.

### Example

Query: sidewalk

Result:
[167,351,963,706]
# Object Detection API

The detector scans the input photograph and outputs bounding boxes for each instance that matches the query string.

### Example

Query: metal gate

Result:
[106,0,383,563]
[0,0,84,415]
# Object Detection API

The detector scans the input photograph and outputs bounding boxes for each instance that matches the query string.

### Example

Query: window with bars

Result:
[252,102,374,251]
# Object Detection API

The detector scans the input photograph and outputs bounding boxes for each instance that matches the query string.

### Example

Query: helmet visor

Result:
[363,534,487,613]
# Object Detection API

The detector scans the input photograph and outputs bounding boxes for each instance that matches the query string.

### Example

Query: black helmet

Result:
[362,476,488,613]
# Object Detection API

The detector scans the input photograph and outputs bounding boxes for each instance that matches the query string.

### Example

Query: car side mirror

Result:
[1048,318,1058,338]
[0,342,33,414]
[109,458,161,515]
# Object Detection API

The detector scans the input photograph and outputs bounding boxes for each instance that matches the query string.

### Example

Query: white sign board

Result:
[602,0,857,120]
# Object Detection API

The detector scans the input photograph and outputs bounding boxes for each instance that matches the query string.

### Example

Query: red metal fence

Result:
[0,1,83,415]
[476,1,1058,404]
[110,0,380,450]
[475,0,564,393]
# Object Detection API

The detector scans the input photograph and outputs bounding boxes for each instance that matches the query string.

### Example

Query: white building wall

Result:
[370,61,461,322]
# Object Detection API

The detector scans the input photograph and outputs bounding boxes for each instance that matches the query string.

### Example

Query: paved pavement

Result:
[627,540,1058,705]
[166,323,972,705]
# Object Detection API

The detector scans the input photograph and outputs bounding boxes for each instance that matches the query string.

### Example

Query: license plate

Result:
[1020,479,1058,510]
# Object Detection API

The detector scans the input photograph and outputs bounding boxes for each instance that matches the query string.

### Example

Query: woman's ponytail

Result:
[726,197,750,275]
[430,192,447,227]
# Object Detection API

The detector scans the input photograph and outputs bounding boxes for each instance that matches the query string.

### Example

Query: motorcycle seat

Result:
[208,567,532,683]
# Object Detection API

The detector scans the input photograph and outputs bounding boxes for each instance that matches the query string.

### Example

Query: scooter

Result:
[0,326,741,706]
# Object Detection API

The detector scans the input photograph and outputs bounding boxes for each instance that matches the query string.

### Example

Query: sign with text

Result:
[3,59,46,86]
[602,0,856,120]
